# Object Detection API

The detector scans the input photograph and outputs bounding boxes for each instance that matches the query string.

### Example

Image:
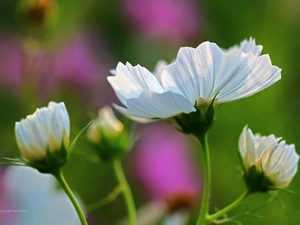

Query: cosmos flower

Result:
[108,38,281,122]
[239,126,299,191]
[15,101,70,171]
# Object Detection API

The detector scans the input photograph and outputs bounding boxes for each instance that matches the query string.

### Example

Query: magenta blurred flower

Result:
[0,31,114,108]
[124,0,202,44]
[131,122,202,212]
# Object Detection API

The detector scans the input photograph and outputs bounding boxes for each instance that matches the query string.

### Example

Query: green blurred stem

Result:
[112,159,137,225]
[86,186,122,211]
[195,131,211,225]
[53,170,88,225]
[206,190,249,223]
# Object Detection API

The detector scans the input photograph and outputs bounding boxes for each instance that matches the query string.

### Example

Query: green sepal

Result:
[1,157,29,167]
[88,127,134,162]
[174,94,217,136]
[243,165,275,193]
[28,144,69,174]
[87,117,134,162]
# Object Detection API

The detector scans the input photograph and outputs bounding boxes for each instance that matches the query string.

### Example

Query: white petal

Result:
[244,128,257,166]
[56,102,70,137]
[214,48,243,92]
[256,135,280,161]
[110,69,116,75]
[277,163,297,183]
[15,121,46,161]
[162,42,224,103]
[239,38,262,56]
[29,119,48,151]
[217,53,281,102]
[113,104,154,123]
[223,38,262,57]
[153,60,168,79]
[108,62,164,106]
[274,145,298,182]
[126,91,195,119]
[49,112,64,151]
[212,38,262,97]
[15,121,30,149]
[238,125,249,159]
[124,62,164,92]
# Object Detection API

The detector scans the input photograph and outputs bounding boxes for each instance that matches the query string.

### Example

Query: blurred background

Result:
[0,0,299,224]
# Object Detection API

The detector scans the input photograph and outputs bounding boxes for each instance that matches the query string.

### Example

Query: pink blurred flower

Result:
[124,0,202,44]
[0,33,23,89]
[0,31,115,108]
[130,122,202,212]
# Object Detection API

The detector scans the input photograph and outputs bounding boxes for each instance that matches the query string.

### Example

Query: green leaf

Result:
[68,121,93,153]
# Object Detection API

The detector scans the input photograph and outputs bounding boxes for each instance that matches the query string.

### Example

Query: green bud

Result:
[86,106,134,161]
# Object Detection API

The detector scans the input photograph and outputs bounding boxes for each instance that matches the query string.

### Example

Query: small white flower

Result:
[239,126,299,190]
[108,38,281,122]
[86,106,124,143]
[15,101,70,162]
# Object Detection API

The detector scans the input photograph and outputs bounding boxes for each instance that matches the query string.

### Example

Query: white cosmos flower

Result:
[239,126,299,190]
[108,38,281,122]
[15,101,70,162]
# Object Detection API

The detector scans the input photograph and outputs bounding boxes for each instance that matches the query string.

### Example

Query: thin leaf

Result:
[68,121,93,152]
[86,186,121,211]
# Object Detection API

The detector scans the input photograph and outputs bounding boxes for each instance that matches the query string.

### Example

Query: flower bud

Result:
[86,106,133,161]
[239,126,299,192]
[15,101,70,173]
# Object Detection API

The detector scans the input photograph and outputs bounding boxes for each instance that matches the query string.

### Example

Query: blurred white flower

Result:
[86,106,132,161]
[15,102,70,169]
[108,38,281,122]
[86,106,124,143]
[2,166,82,225]
[239,126,299,190]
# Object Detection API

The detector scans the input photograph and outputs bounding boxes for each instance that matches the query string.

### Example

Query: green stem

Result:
[195,132,211,225]
[53,170,88,225]
[206,190,249,223]
[86,186,122,211]
[112,159,137,225]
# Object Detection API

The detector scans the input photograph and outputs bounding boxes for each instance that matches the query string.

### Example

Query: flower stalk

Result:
[195,132,250,225]
[53,169,88,225]
[206,190,249,223]
[112,159,137,225]
[195,131,211,225]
